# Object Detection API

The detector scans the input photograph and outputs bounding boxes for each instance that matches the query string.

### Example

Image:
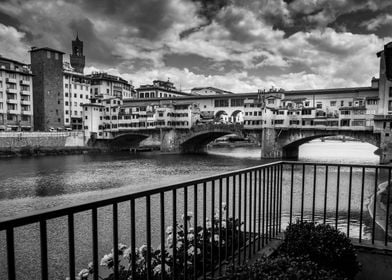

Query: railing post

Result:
[6,228,16,280]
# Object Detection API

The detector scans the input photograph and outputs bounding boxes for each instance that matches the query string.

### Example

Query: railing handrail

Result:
[0,160,283,230]
[281,160,392,169]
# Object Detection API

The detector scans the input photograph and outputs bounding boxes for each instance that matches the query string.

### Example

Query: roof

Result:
[191,86,233,94]
[136,86,194,96]
[0,55,29,66]
[29,47,65,54]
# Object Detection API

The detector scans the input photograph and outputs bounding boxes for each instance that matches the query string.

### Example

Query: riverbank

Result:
[0,146,103,158]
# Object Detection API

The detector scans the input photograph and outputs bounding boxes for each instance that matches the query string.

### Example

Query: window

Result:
[74,102,77,106]
[267,99,274,104]
[58,118,61,123]
[85,95,89,99]
[230,99,244,107]
[74,84,76,89]
[341,100,344,106]
[389,87,392,97]
[80,94,83,98]
[316,103,322,109]
[348,102,352,107]
[214,99,229,107]
[65,84,68,88]
[55,52,59,60]
[65,118,69,123]
[47,51,51,59]
[74,111,77,115]
[65,92,68,97]
[107,89,110,94]
[65,110,69,115]
[74,94,77,98]
[65,101,69,106]
[330,101,336,106]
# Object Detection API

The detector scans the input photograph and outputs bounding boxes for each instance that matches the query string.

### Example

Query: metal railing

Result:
[0,161,391,280]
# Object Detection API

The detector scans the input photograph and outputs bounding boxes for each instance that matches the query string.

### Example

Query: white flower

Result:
[139,245,148,256]
[187,233,195,242]
[166,226,173,235]
[167,234,173,247]
[222,221,227,228]
[87,262,93,274]
[78,268,89,278]
[123,247,137,261]
[222,203,227,211]
[214,234,220,242]
[176,240,183,249]
[153,264,162,275]
[100,253,113,267]
[118,243,127,255]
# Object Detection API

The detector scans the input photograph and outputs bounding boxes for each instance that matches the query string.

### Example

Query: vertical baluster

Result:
[279,164,283,233]
[40,220,48,280]
[248,171,252,259]
[146,197,152,280]
[269,167,273,240]
[243,172,247,263]
[184,187,188,280]
[130,200,136,280]
[225,177,229,261]
[113,203,119,280]
[289,164,294,224]
[92,208,99,280]
[323,165,329,224]
[218,178,222,275]
[6,228,16,280]
[335,166,341,229]
[271,167,275,238]
[266,167,270,243]
[172,189,177,279]
[274,165,278,235]
[211,180,215,277]
[312,165,317,222]
[193,184,198,280]
[258,169,262,250]
[372,168,378,244]
[203,182,207,280]
[385,169,391,246]
[237,173,242,266]
[359,167,365,243]
[253,170,257,254]
[68,214,75,280]
[160,192,166,280]
[262,168,266,248]
[347,167,353,237]
[231,175,236,267]
[301,164,305,222]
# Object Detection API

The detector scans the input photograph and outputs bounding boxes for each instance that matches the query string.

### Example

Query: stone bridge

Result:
[260,127,381,160]
[105,123,245,153]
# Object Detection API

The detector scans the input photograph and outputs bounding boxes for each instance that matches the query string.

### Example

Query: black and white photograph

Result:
[0,0,392,279]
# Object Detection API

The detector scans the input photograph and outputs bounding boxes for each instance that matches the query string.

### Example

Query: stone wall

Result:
[0,132,85,148]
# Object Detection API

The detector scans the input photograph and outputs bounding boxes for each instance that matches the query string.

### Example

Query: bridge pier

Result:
[260,128,284,159]
[379,133,392,164]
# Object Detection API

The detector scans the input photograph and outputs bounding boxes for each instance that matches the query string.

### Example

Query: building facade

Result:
[88,72,134,100]
[191,86,233,95]
[136,80,193,99]
[0,56,34,131]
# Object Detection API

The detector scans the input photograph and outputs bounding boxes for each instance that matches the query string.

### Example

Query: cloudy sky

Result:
[0,0,392,92]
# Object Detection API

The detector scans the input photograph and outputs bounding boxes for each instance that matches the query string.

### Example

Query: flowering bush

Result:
[75,205,246,280]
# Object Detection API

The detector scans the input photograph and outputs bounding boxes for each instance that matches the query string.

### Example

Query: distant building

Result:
[63,62,90,130]
[87,72,134,100]
[30,35,92,131]
[30,47,66,131]
[136,80,193,99]
[70,34,85,74]
[191,87,233,96]
[0,56,34,131]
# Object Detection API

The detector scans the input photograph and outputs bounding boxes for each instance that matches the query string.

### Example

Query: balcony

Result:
[20,99,30,105]
[20,80,30,86]
[6,77,17,84]
[7,109,18,114]
[20,90,30,96]
[22,110,32,115]
[6,88,17,94]
[0,161,391,280]
[6,98,18,104]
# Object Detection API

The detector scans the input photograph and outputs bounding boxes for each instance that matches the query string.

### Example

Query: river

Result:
[0,140,381,279]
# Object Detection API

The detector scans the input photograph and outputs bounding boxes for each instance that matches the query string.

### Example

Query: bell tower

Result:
[70,33,85,73]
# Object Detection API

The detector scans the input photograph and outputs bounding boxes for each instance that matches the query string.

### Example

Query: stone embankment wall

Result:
[0,132,97,157]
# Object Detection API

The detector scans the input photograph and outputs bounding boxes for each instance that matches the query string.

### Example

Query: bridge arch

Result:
[215,110,229,123]
[278,131,380,159]
[179,124,244,153]
[109,132,151,150]
[230,110,244,123]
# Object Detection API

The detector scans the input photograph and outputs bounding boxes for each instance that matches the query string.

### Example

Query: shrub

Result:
[211,256,345,280]
[282,220,360,279]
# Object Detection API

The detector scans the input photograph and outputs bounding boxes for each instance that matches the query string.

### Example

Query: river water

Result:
[0,140,381,279]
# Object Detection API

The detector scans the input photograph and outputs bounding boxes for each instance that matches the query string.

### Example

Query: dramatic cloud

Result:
[0,0,391,92]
